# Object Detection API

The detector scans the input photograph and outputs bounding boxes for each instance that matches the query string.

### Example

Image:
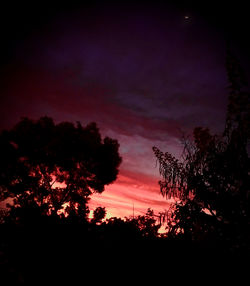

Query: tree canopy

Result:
[153,49,250,251]
[0,117,122,223]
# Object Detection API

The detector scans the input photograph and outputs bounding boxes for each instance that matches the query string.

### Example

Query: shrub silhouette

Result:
[91,206,107,224]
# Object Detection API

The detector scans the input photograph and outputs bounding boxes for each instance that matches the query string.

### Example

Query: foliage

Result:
[0,116,162,242]
[91,206,107,224]
[132,208,161,238]
[98,208,161,240]
[0,117,122,223]
[153,50,250,250]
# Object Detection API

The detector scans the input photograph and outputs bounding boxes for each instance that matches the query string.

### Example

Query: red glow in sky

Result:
[1,1,249,220]
[89,171,171,219]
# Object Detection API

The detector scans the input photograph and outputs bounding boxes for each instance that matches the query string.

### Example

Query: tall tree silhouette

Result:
[0,117,122,223]
[153,49,250,251]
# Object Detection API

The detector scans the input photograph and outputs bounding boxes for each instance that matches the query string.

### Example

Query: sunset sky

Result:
[1,1,249,219]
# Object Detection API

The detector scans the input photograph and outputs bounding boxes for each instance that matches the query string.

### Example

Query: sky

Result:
[0,1,249,220]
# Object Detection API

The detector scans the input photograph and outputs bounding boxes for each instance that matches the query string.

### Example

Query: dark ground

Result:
[0,224,248,285]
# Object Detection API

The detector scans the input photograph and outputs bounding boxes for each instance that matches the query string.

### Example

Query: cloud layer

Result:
[0,3,230,218]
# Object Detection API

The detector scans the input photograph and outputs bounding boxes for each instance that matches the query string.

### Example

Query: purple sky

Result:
[1,1,249,218]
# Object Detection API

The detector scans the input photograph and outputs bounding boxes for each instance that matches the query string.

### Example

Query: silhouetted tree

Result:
[96,209,161,241]
[102,217,142,240]
[134,208,160,238]
[91,206,107,224]
[0,117,122,224]
[153,49,250,252]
